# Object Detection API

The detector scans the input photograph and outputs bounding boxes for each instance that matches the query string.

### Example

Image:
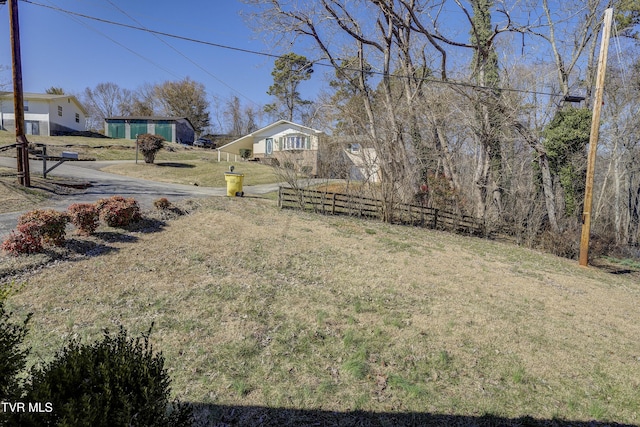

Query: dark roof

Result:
[105,116,195,130]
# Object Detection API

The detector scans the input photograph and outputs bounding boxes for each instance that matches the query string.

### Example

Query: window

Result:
[57,106,62,116]
[23,101,29,112]
[282,134,309,150]
[75,113,80,123]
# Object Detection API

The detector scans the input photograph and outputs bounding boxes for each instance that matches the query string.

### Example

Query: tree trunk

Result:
[538,152,560,233]
[629,174,640,245]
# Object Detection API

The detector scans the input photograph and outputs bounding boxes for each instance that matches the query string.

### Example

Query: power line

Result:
[21,0,283,58]
[103,0,260,107]
[20,0,567,99]
[41,0,181,79]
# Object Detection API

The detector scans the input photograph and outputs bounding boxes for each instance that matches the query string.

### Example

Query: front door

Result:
[25,120,40,136]
[265,138,273,156]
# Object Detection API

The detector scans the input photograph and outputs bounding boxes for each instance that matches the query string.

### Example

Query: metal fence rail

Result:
[0,143,19,153]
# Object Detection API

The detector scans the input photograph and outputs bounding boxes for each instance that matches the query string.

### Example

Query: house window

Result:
[57,106,62,116]
[283,135,309,150]
[75,113,80,123]
[23,101,29,112]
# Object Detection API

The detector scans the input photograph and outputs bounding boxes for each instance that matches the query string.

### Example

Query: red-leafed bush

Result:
[137,133,165,164]
[17,209,69,247]
[153,197,171,210]
[67,203,100,235]
[1,229,43,255]
[96,196,141,227]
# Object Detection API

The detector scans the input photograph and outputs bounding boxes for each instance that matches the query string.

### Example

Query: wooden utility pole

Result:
[579,8,613,267]
[8,0,31,187]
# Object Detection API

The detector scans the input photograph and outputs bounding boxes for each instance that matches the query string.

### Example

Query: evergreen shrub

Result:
[0,301,31,401]
[17,326,193,427]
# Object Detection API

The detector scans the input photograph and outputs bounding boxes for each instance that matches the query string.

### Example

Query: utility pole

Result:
[579,8,613,267]
[8,0,31,187]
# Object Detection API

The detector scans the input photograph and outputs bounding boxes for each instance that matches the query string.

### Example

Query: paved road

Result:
[0,157,284,239]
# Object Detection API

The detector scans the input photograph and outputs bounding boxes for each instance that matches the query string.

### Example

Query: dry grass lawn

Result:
[2,196,639,425]
[0,130,219,161]
[101,160,277,187]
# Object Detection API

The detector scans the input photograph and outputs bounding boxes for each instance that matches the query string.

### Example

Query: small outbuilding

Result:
[104,116,195,144]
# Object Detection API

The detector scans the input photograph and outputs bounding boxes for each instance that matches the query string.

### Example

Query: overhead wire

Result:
[40,0,181,79]
[20,0,570,100]
[611,19,629,88]
[103,0,260,107]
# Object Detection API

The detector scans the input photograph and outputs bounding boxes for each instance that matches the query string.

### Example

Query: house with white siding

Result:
[0,92,87,136]
[218,120,325,175]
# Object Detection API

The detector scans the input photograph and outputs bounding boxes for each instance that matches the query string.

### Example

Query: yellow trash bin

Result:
[224,172,244,197]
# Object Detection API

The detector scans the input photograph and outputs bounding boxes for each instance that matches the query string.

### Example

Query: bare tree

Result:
[130,83,157,116]
[244,0,640,252]
[82,82,132,131]
[225,95,245,136]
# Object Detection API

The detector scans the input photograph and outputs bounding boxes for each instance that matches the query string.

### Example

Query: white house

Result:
[344,146,381,183]
[0,92,87,136]
[218,120,325,175]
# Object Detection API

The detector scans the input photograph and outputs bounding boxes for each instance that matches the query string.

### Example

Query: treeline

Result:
[79,78,267,138]
[243,0,640,256]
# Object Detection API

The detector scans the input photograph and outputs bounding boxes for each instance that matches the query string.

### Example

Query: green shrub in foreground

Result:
[0,301,31,401]
[16,326,193,427]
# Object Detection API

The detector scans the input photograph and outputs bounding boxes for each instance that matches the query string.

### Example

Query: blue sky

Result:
[0,0,290,108]
[1,1,632,119]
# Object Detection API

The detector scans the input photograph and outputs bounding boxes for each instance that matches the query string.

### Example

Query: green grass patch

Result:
[603,256,640,270]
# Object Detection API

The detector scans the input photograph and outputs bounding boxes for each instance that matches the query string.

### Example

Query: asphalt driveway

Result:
[0,157,282,239]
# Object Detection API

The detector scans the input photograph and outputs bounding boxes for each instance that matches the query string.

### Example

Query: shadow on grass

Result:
[191,404,637,427]
[125,217,167,234]
[91,231,139,243]
[156,162,196,168]
[608,269,636,275]
[63,239,119,257]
